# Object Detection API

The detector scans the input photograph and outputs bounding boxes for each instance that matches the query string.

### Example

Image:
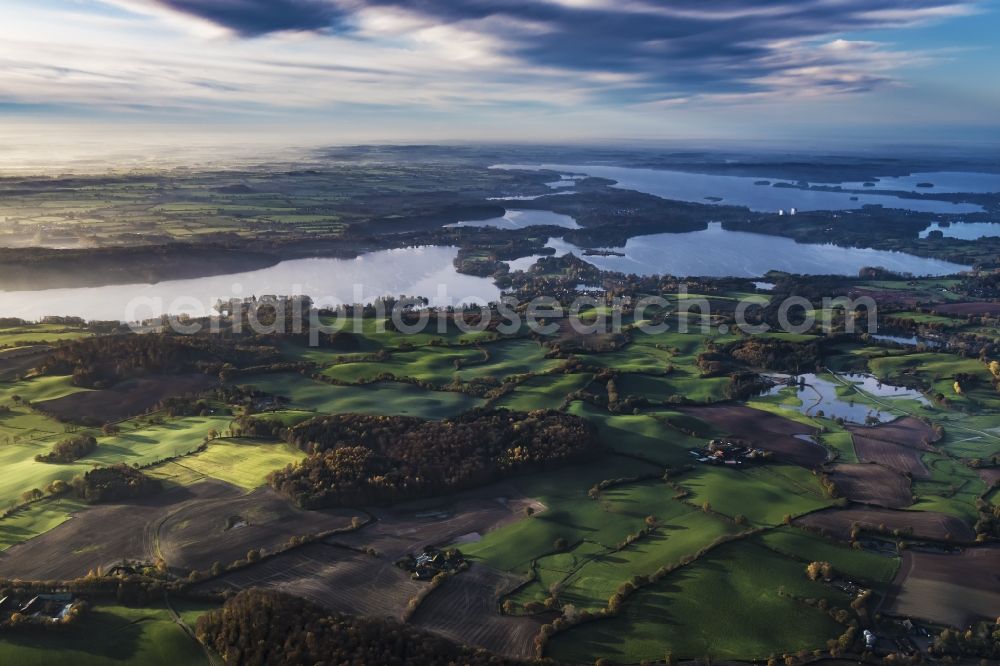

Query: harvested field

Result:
[849,417,938,479]
[0,480,239,580]
[851,436,929,479]
[412,564,543,659]
[156,486,359,572]
[34,373,217,423]
[931,302,1000,316]
[198,541,425,620]
[796,506,975,543]
[850,417,940,448]
[678,404,826,467]
[828,463,912,508]
[884,546,1000,627]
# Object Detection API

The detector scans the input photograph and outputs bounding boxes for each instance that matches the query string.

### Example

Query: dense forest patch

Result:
[267,408,602,508]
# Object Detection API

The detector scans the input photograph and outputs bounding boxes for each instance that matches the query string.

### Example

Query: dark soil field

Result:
[197,541,426,620]
[848,288,923,308]
[931,302,1000,316]
[0,480,239,580]
[884,546,1000,627]
[828,463,913,508]
[34,373,217,423]
[678,404,826,467]
[977,467,1000,487]
[796,506,975,543]
[849,417,938,479]
[156,486,360,572]
[851,436,930,479]
[411,564,543,659]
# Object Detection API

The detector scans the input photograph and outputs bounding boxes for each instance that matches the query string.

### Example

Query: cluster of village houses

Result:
[0,592,82,625]
[689,438,773,465]
[396,548,468,581]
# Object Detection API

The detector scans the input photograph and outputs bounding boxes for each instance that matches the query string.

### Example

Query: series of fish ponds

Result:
[762,372,930,424]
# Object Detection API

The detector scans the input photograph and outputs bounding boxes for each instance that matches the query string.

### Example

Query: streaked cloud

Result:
[0,0,993,140]
[88,0,987,102]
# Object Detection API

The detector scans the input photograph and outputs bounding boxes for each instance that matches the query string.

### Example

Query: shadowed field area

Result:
[34,374,217,423]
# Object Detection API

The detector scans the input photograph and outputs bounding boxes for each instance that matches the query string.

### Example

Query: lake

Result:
[446,209,580,229]
[839,171,1000,194]
[520,223,969,277]
[0,246,501,322]
[920,221,1000,240]
[872,333,944,348]
[0,224,971,322]
[493,164,985,214]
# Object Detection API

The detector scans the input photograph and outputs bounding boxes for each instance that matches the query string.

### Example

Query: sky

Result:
[0,0,998,152]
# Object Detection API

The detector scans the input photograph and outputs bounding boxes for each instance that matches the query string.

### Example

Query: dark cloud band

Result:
[158,0,345,36]
[147,0,976,100]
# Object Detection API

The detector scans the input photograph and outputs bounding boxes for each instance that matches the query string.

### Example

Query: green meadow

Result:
[679,464,832,526]
[0,414,231,510]
[148,438,305,490]
[755,526,899,583]
[459,456,662,573]
[0,496,87,551]
[0,603,215,666]
[548,540,848,663]
[238,373,483,418]
[494,373,593,411]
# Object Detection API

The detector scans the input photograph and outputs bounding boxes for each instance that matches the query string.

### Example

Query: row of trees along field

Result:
[263,408,601,508]
[18,464,161,507]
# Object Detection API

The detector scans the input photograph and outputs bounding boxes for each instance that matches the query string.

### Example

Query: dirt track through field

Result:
[0,480,240,580]
[156,486,359,572]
